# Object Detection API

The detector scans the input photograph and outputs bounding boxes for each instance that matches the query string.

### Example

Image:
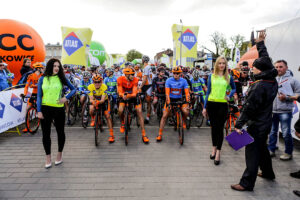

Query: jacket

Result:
[273,70,300,113]
[20,66,33,76]
[235,41,278,134]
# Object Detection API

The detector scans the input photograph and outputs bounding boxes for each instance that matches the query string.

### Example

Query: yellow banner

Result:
[61,27,93,66]
[171,24,199,67]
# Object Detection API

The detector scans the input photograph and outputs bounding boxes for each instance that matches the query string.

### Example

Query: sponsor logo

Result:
[63,32,83,56]
[0,102,5,118]
[10,93,23,112]
[178,28,197,50]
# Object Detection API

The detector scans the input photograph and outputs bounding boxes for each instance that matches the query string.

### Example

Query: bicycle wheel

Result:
[68,100,77,125]
[195,103,204,128]
[225,114,231,136]
[157,101,163,125]
[177,112,184,145]
[124,109,129,146]
[94,111,100,146]
[76,96,82,118]
[81,103,89,128]
[26,106,40,134]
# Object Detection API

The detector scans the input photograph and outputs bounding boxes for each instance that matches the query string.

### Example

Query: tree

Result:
[210,31,227,57]
[126,49,143,62]
[230,34,245,49]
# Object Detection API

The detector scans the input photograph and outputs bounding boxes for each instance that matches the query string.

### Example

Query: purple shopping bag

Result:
[225,130,254,151]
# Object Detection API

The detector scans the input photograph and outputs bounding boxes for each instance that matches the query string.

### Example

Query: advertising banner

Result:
[61,27,93,66]
[0,88,28,133]
[171,24,199,67]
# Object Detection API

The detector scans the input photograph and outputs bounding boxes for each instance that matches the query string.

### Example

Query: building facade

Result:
[45,43,62,63]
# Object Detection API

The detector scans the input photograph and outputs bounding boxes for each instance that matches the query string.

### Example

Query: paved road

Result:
[0,118,299,200]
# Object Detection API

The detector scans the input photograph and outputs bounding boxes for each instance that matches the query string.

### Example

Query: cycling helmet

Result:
[172,66,182,73]
[134,65,140,70]
[231,69,240,79]
[142,55,150,63]
[33,62,44,68]
[157,66,165,73]
[92,74,103,82]
[106,68,114,74]
[82,71,91,79]
[192,70,200,79]
[159,63,166,68]
[125,62,133,66]
[182,67,188,73]
[123,68,135,75]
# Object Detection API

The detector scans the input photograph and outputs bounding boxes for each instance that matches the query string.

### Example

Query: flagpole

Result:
[180,19,183,66]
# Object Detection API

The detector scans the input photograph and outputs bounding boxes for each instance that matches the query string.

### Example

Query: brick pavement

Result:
[0,121,299,200]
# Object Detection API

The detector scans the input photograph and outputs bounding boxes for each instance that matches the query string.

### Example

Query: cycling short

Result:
[119,97,141,109]
[163,98,189,112]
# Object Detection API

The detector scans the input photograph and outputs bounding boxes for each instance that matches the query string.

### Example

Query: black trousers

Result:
[41,106,66,155]
[239,127,275,190]
[207,101,228,150]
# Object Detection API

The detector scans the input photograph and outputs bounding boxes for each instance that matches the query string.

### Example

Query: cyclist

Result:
[113,64,122,79]
[22,62,44,132]
[190,70,207,108]
[156,66,190,141]
[88,74,114,143]
[140,55,153,124]
[231,69,243,104]
[117,68,150,144]
[104,68,118,112]
[134,64,142,76]
[152,67,167,111]
[78,71,92,112]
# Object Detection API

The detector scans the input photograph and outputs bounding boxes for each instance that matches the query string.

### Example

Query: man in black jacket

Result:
[231,32,278,191]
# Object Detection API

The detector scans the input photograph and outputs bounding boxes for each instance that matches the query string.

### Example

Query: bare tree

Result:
[230,34,245,48]
[210,31,227,57]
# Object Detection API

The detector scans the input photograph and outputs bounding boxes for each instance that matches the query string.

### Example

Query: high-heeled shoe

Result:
[45,162,52,169]
[214,160,220,165]
[210,154,215,160]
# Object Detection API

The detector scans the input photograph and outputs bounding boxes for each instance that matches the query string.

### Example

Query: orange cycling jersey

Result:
[24,73,42,95]
[117,76,139,98]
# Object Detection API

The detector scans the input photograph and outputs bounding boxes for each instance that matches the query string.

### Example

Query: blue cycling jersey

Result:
[79,78,92,92]
[190,78,205,94]
[165,77,189,99]
[104,76,117,94]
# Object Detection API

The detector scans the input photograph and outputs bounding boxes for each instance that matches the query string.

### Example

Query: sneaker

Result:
[290,170,300,179]
[280,153,292,161]
[22,128,28,133]
[156,135,162,141]
[144,117,149,124]
[120,125,125,134]
[90,120,95,127]
[269,151,276,158]
[108,136,115,143]
[142,135,149,144]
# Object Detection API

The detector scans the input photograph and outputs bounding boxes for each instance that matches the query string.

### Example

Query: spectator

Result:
[20,58,32,76]
[268,59,300,161]
[0,62,10,91]
[231,32,278,191]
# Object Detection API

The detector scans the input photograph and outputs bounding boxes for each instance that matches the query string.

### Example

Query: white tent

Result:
[265,17,300,140]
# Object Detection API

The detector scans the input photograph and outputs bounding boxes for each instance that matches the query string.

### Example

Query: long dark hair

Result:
[43,58,68,85]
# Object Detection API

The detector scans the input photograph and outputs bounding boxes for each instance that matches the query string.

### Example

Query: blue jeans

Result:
[268,112,293,155]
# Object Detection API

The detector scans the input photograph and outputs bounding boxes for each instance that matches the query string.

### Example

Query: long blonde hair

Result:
[213,56,229,83]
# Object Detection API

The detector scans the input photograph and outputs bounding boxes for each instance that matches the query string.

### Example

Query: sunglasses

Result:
[173,73,180,75]
[94,81,102,84]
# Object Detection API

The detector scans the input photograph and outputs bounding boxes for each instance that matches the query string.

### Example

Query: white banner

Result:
[0,88,28,133]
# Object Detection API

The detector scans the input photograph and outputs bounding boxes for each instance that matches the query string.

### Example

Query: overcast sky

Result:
[1,0,300,58]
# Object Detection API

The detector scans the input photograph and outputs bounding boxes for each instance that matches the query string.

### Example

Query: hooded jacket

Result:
[273,70,300,113]
[235,41,278,134]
